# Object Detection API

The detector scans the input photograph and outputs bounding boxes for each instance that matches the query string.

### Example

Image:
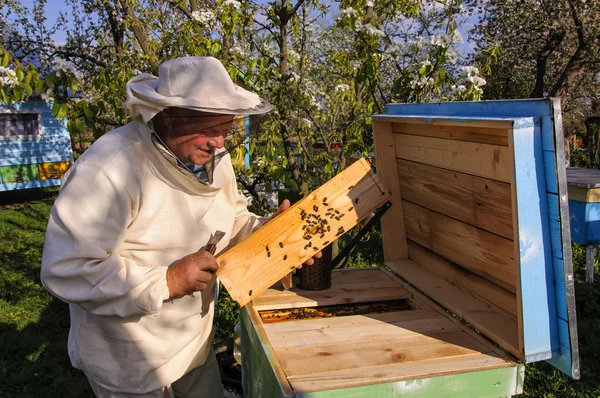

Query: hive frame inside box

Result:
[239,100,579,397]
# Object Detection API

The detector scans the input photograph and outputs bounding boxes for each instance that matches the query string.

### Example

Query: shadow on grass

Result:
[0,298,93,398]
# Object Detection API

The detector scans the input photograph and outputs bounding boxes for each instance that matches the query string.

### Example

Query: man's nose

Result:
[207,135,225,149]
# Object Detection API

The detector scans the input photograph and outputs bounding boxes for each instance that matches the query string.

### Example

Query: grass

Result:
[1,191,599,397]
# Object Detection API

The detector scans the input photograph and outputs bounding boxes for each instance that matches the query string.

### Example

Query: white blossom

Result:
[354,19,363,32]
[363,24,386,37]
[41,88,54,103]
[447,48,458,64]
[412,36,428,49]
[452,85,467,94]
[430,35,444,46]
[463,65,480,77]
[421,59,432,67]
[366,0,374,7]
[467,75,486,87]
[191,9,216,25]
[349,60,361,70]
[287,49,300,62]
[410,75,432,89]
[340,7,357,16]
[0,66,18,87]
[301,118,313,128]
[451,30,463,44]
[222,0,241,8]
[52,58,78,77]
[231,44,247,57]
[334,84,350,92]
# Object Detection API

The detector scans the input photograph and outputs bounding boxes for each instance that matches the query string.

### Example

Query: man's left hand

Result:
[270,199,323,268]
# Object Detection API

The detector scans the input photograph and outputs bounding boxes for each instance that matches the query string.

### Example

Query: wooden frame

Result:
[217,158,390,306]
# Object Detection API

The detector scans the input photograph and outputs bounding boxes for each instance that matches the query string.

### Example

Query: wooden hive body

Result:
[239,99,579,398]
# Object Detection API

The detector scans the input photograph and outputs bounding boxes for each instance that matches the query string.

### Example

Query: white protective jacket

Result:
[41,120,262,394]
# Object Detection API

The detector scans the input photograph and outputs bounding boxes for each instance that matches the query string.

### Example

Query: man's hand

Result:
[269,199,323,268]
[166,250,219,298]
[270,199,290,220]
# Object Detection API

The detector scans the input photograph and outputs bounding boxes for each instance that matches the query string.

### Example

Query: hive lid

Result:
[374,98,579,379]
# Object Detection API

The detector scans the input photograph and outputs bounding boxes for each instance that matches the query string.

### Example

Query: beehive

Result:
[239,99,580,397]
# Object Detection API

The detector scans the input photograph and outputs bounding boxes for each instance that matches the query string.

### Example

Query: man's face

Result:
[152,108,235,165]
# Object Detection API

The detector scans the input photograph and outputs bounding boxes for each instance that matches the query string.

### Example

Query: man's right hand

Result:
[166,250,219,298]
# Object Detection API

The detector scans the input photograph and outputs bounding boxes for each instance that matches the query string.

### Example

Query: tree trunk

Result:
[530,28,565,98]
[278,0,307,194]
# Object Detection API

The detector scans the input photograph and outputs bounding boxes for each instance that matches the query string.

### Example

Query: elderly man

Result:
[40,57,318,398]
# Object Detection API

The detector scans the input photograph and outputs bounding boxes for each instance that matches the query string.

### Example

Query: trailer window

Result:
[0,113,41,138]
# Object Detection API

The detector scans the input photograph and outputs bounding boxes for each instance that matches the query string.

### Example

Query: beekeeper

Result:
[40,56,318,398]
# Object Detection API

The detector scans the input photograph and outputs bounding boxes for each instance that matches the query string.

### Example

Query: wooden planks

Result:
[217,159,390,306]
[263,309,462,349]
[373,121,408,261]
[403,201,517,293]
[398,159,513,239]
[392,121,509,146]
[385,259,522,360]
[407,241,517,321]
[278,330,492,377]
[288,354,517,394]
[394,133,512,183]
[253,268,411,311]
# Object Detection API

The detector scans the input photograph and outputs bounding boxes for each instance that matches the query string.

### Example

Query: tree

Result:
[2,0,486,191]
[468,0,600,106]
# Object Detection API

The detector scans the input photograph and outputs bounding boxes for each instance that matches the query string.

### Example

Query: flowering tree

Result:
[2,0,487,186]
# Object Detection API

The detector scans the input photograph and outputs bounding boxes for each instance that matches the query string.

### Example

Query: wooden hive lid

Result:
[372,98,580,379]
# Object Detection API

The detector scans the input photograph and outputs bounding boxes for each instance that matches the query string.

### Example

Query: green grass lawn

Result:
[1,192,599,397]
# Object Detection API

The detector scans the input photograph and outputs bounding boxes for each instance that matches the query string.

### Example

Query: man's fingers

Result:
[194,281,207,291]
[196,270,213,284]
[201,260,219,274]
[313,251,323,259]
[304,257,315,266]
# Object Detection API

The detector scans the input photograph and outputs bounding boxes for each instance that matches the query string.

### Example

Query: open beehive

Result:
[239,99,580,398]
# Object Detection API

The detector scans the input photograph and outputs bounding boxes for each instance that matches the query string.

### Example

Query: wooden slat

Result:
[252,285,412,311]
[373,121,408,261]
[394,133,512,183]
[398,159,513,239]
[403,201,517,293]
[263,310,461,349]
[277,330,492,377]
[567,185,600,203]
[508,131,525,356]
[472,176,514,239]
[392,122,509,146]
[372,115,514,130]
[288,353,515,393]
[217,158,390,306]
[257,268,399,298]
[385,259,521,360]
[407,241,517,320]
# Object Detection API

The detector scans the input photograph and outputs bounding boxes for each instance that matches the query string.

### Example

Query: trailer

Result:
[0,101,73,192]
